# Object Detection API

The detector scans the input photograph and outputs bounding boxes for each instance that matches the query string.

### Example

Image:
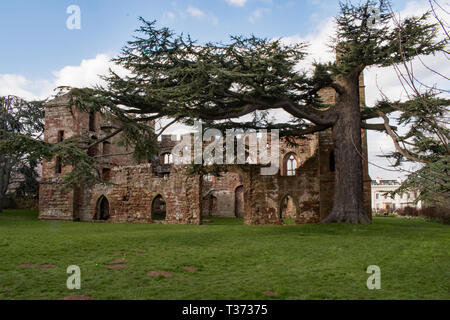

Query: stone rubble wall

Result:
[78,164,201,224]
[39,83,372,225]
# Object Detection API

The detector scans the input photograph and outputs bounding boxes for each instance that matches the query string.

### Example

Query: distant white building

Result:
[371,177,422,214]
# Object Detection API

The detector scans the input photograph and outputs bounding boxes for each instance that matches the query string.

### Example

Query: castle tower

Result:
[38,94,134,221]
[39,95,83,220]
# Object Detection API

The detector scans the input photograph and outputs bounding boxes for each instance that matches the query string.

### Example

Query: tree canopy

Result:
[0,96,44,212]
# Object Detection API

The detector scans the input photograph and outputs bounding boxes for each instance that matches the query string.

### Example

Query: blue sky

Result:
[0,0,411,81]
[0,0,443,180]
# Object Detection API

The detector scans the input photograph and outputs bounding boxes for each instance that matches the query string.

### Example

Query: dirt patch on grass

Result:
[262,291,278,296]
[18,264,37,268]
[38,264,56,269]
[112,258,127,263]
[105,264,126,270]
[60,295,94,300]
[146,270,173,278]
[183,266,198,272]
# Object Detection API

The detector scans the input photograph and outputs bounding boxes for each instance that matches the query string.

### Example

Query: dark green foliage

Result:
[333,1,444,73]
[397,206,450,225]
[14,159,40,199]
[0,96,45,212]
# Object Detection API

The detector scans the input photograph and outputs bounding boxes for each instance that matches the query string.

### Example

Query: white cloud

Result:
[226,0,248,7]
[187,6,206,19]
[0,54,127,101]
[185,6,218,25]
[0,74,43,100]
[281,17,336,70]
[162,11,176,22]
[53,54,117,89]
[249,8,270,23]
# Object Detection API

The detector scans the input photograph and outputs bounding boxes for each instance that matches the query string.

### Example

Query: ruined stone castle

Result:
[39,78,372,225]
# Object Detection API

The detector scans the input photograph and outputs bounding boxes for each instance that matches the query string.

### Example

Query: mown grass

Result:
[0,210,449,300]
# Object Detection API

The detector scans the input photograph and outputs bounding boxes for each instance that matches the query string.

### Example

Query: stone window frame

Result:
[55,156,62,175]
[203,174,213,182]
[162,153,174,165]
[102,168,111,181]
[329,151,336,173]
[234,185,245,218]
[89,111,96,131]
[54,130,65,175]
[102,141,112,156]
[57,130,64,143]
[283,152,299,176]
[87,136,98,157]
[207,193,218,215]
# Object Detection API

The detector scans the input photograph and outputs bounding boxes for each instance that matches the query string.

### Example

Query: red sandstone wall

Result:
[78,164,201,224]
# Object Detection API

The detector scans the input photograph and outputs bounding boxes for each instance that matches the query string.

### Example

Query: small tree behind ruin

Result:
[378,0,449,208]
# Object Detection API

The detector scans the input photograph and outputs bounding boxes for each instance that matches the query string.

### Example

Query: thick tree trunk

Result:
[322,73,371,224]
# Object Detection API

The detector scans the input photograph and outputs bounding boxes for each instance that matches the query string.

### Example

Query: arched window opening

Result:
[57,130,64,143]
[88,146,97,157]
[208,195,218,216]
[284,153,298,176]
[89,112,95,131]
[280,195,296,225]
[162,153,173,165]
[235,186,244,218]
[88,137,98,157]
[103,141,112,163]
[151,195,167,221]
[329,151,335,172]
[203,174,213,182]
[102,168,111,182]
[55,156,62,175]
[103,141,111,156]
[96,196,110,221]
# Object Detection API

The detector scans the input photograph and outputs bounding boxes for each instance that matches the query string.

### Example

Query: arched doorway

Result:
[280,195,297,225]
[235,186,244,218]
[151,195,166,221]
[201,193,217,217]
[208,194,218,216]
[95,196,110,221]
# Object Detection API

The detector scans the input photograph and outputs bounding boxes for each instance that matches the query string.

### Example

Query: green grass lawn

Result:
[0,210,449,300]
